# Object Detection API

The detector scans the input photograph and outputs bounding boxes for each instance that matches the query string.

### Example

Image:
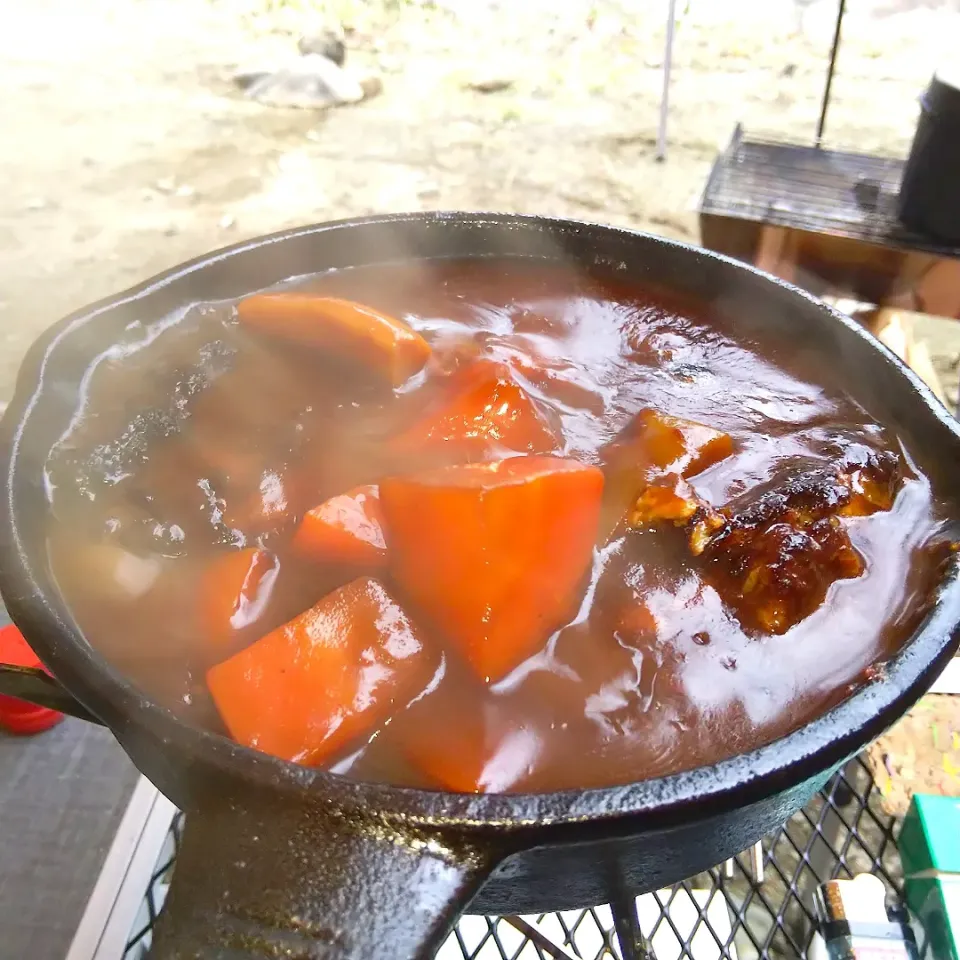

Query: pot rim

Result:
[3,210,959,831]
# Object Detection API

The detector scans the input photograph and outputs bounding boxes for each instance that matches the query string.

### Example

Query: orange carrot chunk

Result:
[627,408,733,477]
[598,409,732,542]
[207,577,433,765]
[405,720,542,794]
[292,484,387,569]
[389,361,557,464]
[237,293,431,387]
[201,548,280,652]
[380,456,603,683]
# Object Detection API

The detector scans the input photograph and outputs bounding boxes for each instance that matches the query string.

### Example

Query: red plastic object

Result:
[0,624,65,735]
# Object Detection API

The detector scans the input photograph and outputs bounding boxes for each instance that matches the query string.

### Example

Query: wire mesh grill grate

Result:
[121,755,903,960]
[700,128,960,259]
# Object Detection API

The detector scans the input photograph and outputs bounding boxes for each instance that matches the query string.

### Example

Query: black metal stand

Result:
[125,753,904,960]
[611,892,654,960]
[815,0,847,146]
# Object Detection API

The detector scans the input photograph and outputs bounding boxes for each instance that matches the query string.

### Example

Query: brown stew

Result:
[45,259,951,793]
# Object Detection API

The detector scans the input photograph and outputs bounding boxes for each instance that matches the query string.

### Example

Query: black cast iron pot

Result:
[1,213,959,960]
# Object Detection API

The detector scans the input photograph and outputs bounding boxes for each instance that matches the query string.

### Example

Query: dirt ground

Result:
[2,0,960,406]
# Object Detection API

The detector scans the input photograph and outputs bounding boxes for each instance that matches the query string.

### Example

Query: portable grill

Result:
[695,0,960,320]
[699,126,960,318]
[62,753,905,960]
[701,127,936,252]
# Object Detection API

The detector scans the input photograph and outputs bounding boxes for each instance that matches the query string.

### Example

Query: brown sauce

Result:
[45,259,951,793]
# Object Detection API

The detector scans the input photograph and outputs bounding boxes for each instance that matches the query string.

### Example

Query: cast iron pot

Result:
[1,213,959,960]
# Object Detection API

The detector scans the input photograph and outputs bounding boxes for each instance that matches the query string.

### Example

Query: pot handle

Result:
[148,786,500,960]
[0,663,103,724]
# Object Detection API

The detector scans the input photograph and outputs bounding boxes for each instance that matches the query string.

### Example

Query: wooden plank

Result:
[867,307,949,407]
[823,297,950,408]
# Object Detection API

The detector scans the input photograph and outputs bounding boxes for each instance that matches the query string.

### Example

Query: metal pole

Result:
[815,0,846,147]
[656,0,678,162]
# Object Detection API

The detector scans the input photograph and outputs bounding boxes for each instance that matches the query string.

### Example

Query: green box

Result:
[900,794,960,960]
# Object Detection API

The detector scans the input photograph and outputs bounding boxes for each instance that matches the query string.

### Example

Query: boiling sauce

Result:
[45,259,950,792]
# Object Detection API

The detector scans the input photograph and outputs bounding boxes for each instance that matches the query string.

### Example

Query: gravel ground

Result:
[2,0,959,404]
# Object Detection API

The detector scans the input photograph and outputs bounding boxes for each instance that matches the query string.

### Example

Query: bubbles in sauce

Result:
[45,259,952,793]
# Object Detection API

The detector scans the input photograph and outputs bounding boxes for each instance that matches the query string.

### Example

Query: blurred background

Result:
[2,0,959,411]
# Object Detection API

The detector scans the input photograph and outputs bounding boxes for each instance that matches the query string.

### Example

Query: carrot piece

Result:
[389,361,557,465]
[237,293,431,387]
[395,682,543,793]
[292,484,387,569]
[206,577,433,765]
[380,456,603,682]
[598,409,732,542]
[201,548,280,652]
[405,721,542,794]
[628,409,733,477]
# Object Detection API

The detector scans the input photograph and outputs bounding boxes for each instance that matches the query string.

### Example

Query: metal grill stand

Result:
[59,751,905,960]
